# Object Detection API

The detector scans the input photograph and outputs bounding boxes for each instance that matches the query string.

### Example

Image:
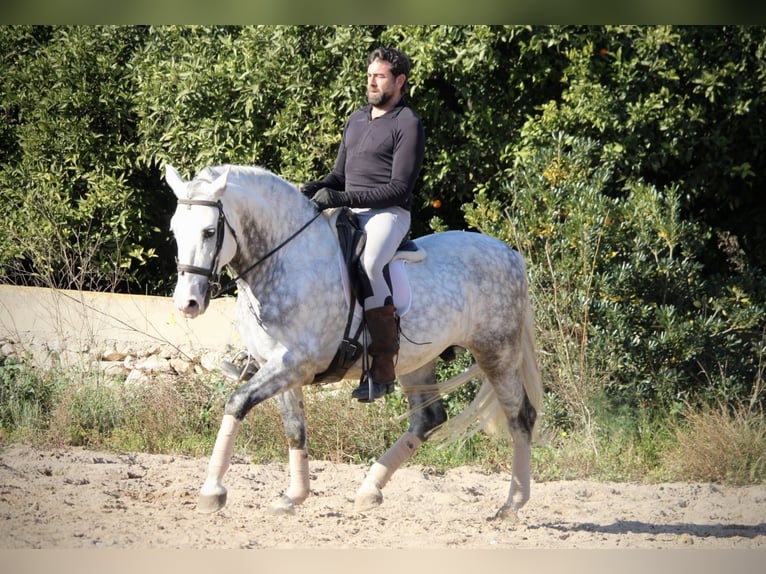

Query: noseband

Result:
[176,197,321,298]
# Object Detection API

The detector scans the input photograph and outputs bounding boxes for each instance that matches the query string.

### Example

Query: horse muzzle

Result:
[174,272,213,318]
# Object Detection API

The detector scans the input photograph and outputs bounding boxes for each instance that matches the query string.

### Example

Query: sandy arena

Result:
[0,443,764,550]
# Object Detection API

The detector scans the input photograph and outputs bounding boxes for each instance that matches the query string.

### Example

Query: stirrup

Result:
[220,350,258,382]
[351,375,395,403]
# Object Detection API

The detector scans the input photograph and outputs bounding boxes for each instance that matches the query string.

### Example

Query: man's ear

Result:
[396,74,407,90]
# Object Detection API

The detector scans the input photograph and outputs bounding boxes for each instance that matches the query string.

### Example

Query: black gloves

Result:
[299,180,351,211]
[299,181,323,198]
[310,188,351,211]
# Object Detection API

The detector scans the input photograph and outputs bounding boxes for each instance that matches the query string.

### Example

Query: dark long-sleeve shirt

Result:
[316,100,425,211]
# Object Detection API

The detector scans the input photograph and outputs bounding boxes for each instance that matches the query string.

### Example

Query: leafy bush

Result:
[461,25,766,424]
[0,356,57,437]
[466,130,765,429]
[0,26,175,293]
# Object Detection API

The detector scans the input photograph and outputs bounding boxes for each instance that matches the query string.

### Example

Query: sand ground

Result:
[1,443,764,550]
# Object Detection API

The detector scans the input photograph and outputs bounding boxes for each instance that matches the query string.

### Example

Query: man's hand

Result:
[299,181,325,198]
[311,188,351,211]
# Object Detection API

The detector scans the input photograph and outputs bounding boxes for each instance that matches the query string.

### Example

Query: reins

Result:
[216,211,322,297]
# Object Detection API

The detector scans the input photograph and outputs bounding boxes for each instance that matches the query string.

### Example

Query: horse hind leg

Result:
[491,371,538,521]
[353,360,447,512]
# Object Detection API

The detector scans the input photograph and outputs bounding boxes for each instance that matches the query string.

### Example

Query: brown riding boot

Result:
[352,304,399,402]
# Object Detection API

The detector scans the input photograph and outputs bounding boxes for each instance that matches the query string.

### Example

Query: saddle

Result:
[312,208,426,384]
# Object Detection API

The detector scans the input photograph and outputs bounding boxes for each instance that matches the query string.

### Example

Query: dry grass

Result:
[661,400,766,485]
[2,358,765,484]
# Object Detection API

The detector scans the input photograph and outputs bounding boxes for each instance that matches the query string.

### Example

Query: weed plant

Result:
[1,355,764,484]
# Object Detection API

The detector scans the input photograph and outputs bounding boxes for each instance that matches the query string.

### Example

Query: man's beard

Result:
[368,89,392,107]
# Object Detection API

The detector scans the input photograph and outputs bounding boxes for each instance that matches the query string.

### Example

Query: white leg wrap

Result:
[285,448,310,504]
[364,432,422,490]
[201,414,240,493]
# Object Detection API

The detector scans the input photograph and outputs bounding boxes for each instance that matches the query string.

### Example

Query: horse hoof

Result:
[353,487,383,513]
[197,491,227,513]
[268,494,296,515]
[493,505,519,523]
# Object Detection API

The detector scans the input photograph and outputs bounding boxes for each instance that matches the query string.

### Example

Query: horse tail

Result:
[429,295,543,445]
[519,295,543,416]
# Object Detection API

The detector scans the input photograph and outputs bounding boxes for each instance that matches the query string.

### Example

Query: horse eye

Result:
[203,227,216,239]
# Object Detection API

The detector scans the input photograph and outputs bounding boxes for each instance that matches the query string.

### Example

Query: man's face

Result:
[367,59,403,108]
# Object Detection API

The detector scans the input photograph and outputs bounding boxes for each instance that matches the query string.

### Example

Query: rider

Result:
[301,47,426,402]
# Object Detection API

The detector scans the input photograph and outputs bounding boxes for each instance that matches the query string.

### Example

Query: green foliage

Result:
[4,25,764,289]
[125,25,571,235]
[434,349,480,415]
[514,26,766,270]
[459,25,766,427]
[380,25,574,232]
[0,356,57,436]
[0,26,175,293]
[130,26,373,182]
[466,128,765,428]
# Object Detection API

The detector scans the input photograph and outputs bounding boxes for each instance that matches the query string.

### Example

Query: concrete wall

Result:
[0,285,240,381]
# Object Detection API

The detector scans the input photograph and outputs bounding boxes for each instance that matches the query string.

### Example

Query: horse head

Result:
[167,164,238,318]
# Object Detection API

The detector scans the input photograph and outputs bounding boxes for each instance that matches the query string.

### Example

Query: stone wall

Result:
[0,285,240,383]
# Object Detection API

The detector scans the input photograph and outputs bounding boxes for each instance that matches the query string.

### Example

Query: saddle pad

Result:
[338,254,413,318]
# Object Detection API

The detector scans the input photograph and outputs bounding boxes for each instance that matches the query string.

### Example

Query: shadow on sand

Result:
[534,520,766,539]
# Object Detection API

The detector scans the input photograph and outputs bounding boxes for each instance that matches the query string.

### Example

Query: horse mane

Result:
[192,164,302,201]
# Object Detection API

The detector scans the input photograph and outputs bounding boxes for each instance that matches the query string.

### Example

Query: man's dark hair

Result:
[368,47,411,82]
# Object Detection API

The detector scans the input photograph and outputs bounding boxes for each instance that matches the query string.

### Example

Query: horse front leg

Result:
[197,412,241,513]
[196,357,310,514]
[354,360,446,512]
[269,387,310,515]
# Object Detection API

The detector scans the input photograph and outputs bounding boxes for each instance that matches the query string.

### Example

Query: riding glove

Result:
[299,181,323,198]
[311,188,351,211]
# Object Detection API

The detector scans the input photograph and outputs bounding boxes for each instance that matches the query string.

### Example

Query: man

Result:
[301,47,426,402]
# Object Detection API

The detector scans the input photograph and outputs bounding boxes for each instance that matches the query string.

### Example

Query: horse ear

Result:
[165,165,186,199]
[208,166,230,199]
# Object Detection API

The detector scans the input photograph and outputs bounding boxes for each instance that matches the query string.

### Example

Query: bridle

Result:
[175,197,321,298]
[175,198,236,299]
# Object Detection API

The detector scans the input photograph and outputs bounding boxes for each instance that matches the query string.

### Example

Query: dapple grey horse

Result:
[167,164,542,519]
